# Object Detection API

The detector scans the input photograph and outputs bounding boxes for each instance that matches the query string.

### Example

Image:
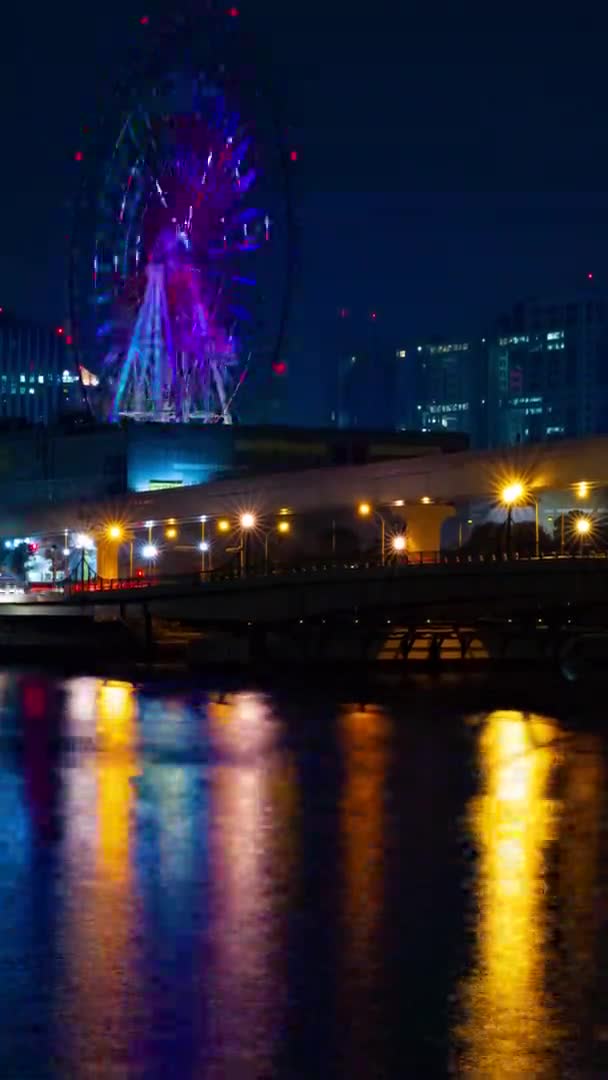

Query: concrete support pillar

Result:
[404,503,456,555]
[96,540,119,582]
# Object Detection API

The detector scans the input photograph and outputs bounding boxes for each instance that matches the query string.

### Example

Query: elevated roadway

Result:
[8,435,608,554]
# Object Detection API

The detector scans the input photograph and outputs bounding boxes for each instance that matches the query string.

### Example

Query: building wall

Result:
[487,296,608,447]
[0,422,467,515]
[404,340,487,448]
[0,313,81,424]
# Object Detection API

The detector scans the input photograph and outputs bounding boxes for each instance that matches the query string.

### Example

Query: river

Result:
[0,670,606,1077]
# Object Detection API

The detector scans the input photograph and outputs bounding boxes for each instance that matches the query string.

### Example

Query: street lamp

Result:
[500,480,540,559]
[239,512,256,574]
[264,519,292,573]
[165,525,178,540]
[576,481,589,499]
[200,515,208,572]
[357,502,386,565]
[107,523,123,541]
[575,515,591,555]
[217,518,231,533]
[392,534,407,555]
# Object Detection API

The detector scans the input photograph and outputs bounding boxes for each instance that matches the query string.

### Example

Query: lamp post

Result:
[575,515,591,555]
[500,482,523,559]
[570,481,591,555]
[200,516,207,572]
[142,543,158,575]
[357,502,386,566]
[264,519,291,574]
[239,512,256,576]
[499,481,539,558]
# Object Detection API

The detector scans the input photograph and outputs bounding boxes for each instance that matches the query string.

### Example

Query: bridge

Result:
[2,553,608,668]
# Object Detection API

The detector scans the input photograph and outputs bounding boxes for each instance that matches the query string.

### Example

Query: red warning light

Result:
[140,15,149,24]
[227,6,239,15]
[74,150,83,162]
[290,150,298,162]
[370,311,377,320]
[588,272,594,280]
[273,361,287,376]
[56,327,64,336]
[339,307,349,319]
[66,335,73,346]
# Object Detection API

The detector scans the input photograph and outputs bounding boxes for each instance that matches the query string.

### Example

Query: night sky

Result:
[2,2,608,421]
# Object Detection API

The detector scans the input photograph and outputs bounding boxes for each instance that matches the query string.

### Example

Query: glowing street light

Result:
[107,523,123,541]
[199,541,210,553]
[165,526,178,540]
[575,517,591,535]
[264,519,292,572]
[217,518,230,533]
[238,512,256,575]
[576,481,589,499]
[500,481,525,559]
[142,543,158,560]
[501,481,525,507]
[356,501,387,565]
[75,533,94,550]
[575,514,592,556]
[392,534,407,553]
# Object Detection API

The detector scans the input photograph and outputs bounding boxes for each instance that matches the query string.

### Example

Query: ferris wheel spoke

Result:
[69,11,291,425]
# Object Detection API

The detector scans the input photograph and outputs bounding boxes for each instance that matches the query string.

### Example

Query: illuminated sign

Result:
[147,479,184,491]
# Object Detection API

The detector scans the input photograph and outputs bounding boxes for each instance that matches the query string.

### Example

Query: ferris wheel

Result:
[68,7,293,424]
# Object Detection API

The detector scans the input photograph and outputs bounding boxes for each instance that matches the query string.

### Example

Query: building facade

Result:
[487,295,608,447]
[0,312,82,424]
[399,339,486,448]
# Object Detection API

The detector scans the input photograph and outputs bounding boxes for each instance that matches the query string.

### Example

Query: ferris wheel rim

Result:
[68,6,295,423]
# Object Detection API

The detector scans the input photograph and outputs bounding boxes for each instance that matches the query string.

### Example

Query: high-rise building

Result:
[330,310,397,429]
[401,339,486,447]
[0,312,83,425]
[487,295,608,446]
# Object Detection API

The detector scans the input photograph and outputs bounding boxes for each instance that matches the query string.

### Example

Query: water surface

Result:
[0,671,606,1077]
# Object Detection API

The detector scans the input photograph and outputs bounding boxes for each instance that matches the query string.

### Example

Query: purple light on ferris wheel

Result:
[79,41,287,428]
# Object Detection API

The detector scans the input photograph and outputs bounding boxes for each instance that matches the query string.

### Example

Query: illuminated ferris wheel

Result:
[69,7,293,423]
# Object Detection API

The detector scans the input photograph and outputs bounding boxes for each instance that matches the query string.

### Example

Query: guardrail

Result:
[56,548,608,598]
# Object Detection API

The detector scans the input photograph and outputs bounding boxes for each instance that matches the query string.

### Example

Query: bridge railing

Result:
[57,547,608,597]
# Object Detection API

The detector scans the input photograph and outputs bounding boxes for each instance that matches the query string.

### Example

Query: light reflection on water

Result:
[455,712,562,1077]
[0,674,606,1076]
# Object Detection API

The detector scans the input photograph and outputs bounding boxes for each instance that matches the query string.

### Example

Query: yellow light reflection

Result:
[59,677,139,1075]
[338,704,389,1077]
[458,711,561,1075]
[205,692,294,1075]
[97,680,136,754]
